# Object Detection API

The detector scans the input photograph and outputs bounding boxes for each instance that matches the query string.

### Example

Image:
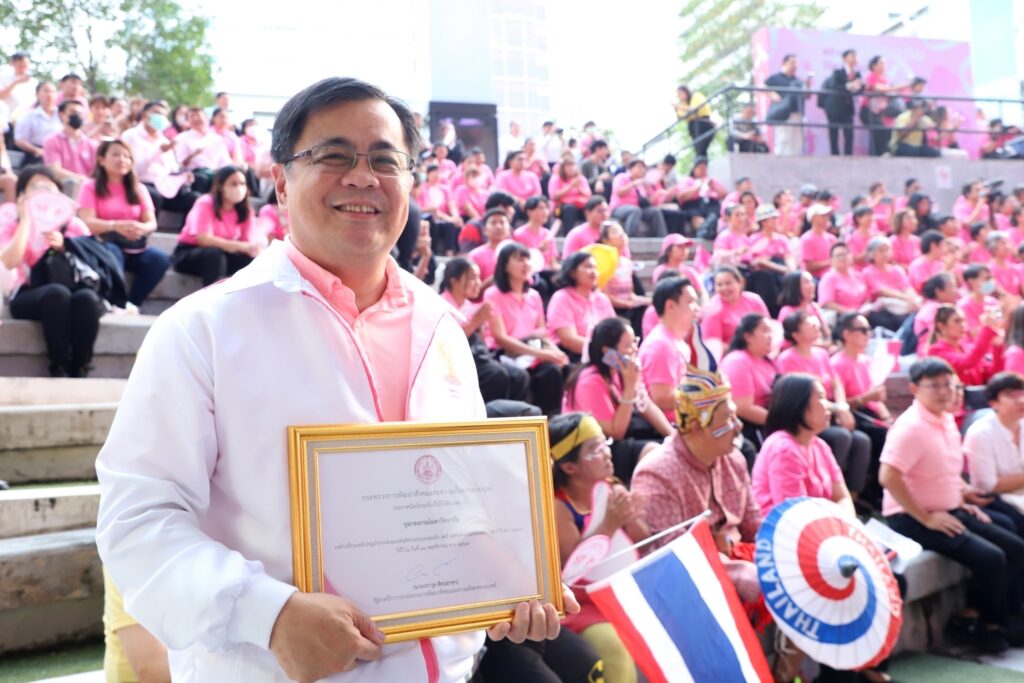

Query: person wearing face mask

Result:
[122,101,201,216]
[42,100,99,195]
[173,166,259,286]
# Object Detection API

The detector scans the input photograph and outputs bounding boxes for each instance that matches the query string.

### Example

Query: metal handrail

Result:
[640,83,1024,159]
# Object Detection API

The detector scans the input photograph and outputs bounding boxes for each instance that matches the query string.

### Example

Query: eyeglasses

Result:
[287,143,414,176]
[580,437,614,460]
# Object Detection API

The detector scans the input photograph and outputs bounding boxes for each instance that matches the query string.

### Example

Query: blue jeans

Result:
[100,242,171,306]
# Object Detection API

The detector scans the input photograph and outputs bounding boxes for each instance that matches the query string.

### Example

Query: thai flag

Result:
[586,519,772,683]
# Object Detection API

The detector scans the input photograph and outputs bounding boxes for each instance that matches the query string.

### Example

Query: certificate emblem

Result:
[414,454,442,484]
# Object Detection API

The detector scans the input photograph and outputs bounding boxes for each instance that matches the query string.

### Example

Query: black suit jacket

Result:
[827,67,863,119]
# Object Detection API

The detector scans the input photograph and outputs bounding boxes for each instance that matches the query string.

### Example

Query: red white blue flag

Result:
[586,519,772,683]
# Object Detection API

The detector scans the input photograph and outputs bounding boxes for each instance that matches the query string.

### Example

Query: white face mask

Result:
[223,186,247,204]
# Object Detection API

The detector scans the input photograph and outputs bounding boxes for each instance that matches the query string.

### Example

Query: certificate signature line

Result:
[405,556,459,582]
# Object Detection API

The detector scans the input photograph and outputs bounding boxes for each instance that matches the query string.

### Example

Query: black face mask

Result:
[67,114,84,129]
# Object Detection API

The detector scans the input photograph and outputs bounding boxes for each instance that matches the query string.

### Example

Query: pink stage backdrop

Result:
[751,28,979,158]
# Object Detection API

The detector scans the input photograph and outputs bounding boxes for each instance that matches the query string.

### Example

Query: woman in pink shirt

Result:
[1005,305,1024,376]
[512,196,558,271]
[700,265,769,349]
[817,242,880,321]
[77,139,170,307]
[862,237,920,323]
[751,373,855,516]
[890,210,921,268]
[985,232,1023,296]
[210,109,250,186]
[453,167,488,221]
[777,270,831,345]
[953,181,991,229]
[484,241,568,415]
[563,318,673,475]
[609,159,668,238]
[799,205,837,277]
[2,166,103,377]
[599,220,650,338]
[173,166,258,286]
[494,151,542,212]
[255,189,289,243]
[548,156,592,235]
[927,305,1003,388]
[652,233,705,300]
[958,264,1001,334]
[237,119,263,169]
[845,206,877,267]
[719,313,777,446]
[777,311,871,497]
[417,164,461,256]
[521,138,548,179]
[546,252,615,361]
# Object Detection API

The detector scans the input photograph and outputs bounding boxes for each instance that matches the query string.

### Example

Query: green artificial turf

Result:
[0,640,103,683]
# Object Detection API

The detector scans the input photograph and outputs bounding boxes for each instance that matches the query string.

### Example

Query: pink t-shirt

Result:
[952,195,990,226]
[257,204,288,241]
[751,431,844,515]
[603,254,635,301]
[830,351,884,414]
[0,203,90,291]
[513,225,557,269]
[494,169,542,202]
[862,264,911,298]
[907,256,943,293]
[469,243,500,282]
[776,347,836,399]
[818,268,869,310]
[42,132,98,176]
[548,174,592,208]
[638,323,690,421]
[641,304,659,338]
[1005,346,1024,376]
[483,286,545,349]
[609,173,651,210]
[441,289,481,322]
[777,302,829,336]
[990,262,1022,296]
[453,185,488,217]
[562,224,601,259]
[700,292,769,345]
[844,228,876,264]
[416,183,453,213]
[77,179,153,221]
[966,244,991,265]
[650,263,705,298]
[563,366,620,420]
[799,230,837,277]
[719,350,776,408]
[177,194,253,246]
[880,401,965,516]
[957,294,999,331]
[713,229,752,264]
[748,232,790,261]
[546,287,615,340]
[285,240,413,422]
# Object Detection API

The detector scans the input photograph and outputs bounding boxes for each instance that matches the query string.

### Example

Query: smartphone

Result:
[601,349,627,371]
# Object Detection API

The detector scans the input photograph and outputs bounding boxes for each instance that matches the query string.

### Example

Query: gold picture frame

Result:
[288,416,564,643]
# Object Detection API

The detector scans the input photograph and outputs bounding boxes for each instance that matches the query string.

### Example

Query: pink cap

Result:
[659,233,694,257]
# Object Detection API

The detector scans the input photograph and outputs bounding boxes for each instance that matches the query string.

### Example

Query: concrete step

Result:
[0,484,100,539]
[0,528,102,653]
[148,232,178,254]
[554,236,662,260]
[0,315,154,379]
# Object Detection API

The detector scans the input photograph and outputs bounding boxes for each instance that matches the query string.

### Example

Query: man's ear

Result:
[271,163,288,208]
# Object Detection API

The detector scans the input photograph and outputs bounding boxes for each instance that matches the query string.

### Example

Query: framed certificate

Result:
[288,416,564,643]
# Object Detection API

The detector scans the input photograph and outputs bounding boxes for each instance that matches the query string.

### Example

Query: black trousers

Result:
[888,508,1024,625]
[428,217,459,255]
[557,204,584,236]
[476,355,530,404]
[819,425,871,494]
[688,117,716,157]
[9,284,105,373]
[528,361,565,417]
[826,112,855,155]
[472,631,603,683]
[173,244,253,286]
[143,182,201,216]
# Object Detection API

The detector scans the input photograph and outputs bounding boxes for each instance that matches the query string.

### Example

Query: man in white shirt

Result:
[539,121,563,167]
[122,101,200,213]
[0,52,38,140]
[498,120,524,160]
[173,107,231,192]
[13,81,60,167]
[96,77,574,683]
[965,372,1024,535]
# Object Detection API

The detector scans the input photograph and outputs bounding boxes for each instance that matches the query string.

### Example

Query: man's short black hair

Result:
[909,357,954,384]
[584,196,607,213]
[987,372,1024,402]
[652,276,692,317]
[60,73,82,83]
[524,195,548,212]
[842,49,856,59]
[904,177,918,191]
[272,77,419,163]
[963,264,990,282]
[482,207,509,226]
[215,91,228,98]
[920,230,944,255]
[484,192,515,210]
[590,139,608,155]
[141,100,165,115]
[57,99,82,114]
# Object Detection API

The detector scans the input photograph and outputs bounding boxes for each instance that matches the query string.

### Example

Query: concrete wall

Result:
[711,153,1024,214]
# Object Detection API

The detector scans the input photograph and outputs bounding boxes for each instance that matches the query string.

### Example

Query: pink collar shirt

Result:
[817,268,869,310]
[751,430,844,515]
[469,242,500,282]
[483,286,545,348]
[545,286,615,340]
[42,131,98,176]
[562,224,600,260]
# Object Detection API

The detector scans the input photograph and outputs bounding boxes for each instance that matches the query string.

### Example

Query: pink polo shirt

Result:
[990,262,1022,295]
[777,302,829,337]
[177,194,253,246]
[862,264,911,299]
[77,179,154,222]
[844,229,876,265]
[494,169,541,202]
[700,292,769,345]
[609,174,650,211]
[966,244,991,265]
[416,183,453,213]
[800,230,837,276]
[957,294,999,331]
[440,289,481,322]
[562,224,601,259]
[650,263,705,298]
[638,322,690,421]
[818,268,869,310]
[42,131,98,176]
[548,174,592,208]
[713,229,752,264]
[453,185,487,217]
[907,256,943,293]
[546,286,615,340]
[776,347,836,399]
[748,232,790,262]
[468,242,500,282]
[564,366,625,420]
[483,286,545,349]
[257,204,288,241]
[513,225,557,269]
[719,349,776,408]
[641,305,659,338]
[1005,346,1024,376]
[285,240,413,422]
[830,351,884,414]
[890,234,921,267]
[751,431,844,515]
[953,196,990,226]
[880,401,965,517]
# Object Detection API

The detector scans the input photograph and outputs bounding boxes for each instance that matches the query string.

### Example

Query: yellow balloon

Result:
[582,243,620,289]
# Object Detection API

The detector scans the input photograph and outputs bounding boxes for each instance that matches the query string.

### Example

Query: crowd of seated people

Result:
[7,55,1024,681]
